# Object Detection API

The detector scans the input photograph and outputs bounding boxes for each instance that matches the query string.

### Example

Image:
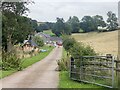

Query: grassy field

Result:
[72,30,118,56]
[0,46,54,79]
[43,30,55,36]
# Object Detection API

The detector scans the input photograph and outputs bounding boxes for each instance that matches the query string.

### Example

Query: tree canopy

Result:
[52,18,71,36]
[2,1,35,51]
[80,16,97,32]
[107,11,118,30]
[67,16,80,33]
[92,15,106,28]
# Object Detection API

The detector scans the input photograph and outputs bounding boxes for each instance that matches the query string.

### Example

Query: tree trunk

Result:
[7,35,13,52]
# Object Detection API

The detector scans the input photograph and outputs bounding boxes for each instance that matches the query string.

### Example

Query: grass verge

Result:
[0,70,17,78]
[59,71,102,88]
[21,46,54,68]
[0,46,54,79]
[62,48,67,58]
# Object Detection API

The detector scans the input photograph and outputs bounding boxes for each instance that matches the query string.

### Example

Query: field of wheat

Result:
[72,30,119,56]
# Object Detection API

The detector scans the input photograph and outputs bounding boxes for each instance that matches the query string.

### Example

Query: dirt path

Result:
[0,47,62,88]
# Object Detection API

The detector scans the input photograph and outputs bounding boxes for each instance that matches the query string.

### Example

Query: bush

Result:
[58,35,96,71]
[33,36,44,47]
[2,50,22,70]
[57,57,69,71]
[62,35,76,52]
[63,36,96,58]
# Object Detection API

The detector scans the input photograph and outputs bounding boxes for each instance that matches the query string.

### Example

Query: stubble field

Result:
[72,30,119,56]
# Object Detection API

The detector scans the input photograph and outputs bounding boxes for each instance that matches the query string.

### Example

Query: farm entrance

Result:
[70,55,120,88]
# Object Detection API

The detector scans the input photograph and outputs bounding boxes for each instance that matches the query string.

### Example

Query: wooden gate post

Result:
[70,57,74,78]
[116,57,120,89]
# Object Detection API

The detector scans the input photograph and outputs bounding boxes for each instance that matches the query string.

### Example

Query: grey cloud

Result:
[27,1,118,22]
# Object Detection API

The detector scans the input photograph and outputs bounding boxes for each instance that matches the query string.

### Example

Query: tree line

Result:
[51,11,118,36]
[37,11,118,36]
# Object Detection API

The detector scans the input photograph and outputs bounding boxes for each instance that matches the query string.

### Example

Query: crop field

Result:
[72,30,119,56]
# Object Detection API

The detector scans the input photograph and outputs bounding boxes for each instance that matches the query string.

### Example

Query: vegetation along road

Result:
[0,47,62,88]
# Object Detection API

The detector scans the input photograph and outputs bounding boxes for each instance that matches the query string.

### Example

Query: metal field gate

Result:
[70,55,118,88]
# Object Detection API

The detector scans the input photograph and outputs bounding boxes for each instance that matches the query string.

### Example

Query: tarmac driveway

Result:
[0,46,62,88]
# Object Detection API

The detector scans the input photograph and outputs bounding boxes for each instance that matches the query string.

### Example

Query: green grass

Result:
[62,48,67,58]
[21,46,54,68]
[59,71,103,88]
[43,30,55,36]
[0,70,17,78]
[0,46,54,79]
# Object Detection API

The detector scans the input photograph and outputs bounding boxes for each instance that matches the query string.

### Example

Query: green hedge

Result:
[62,35,96,58]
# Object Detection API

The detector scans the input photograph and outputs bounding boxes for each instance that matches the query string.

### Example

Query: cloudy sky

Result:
[26,0,119,22]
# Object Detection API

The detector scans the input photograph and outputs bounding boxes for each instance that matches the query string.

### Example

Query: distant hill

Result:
[72,30,119,56]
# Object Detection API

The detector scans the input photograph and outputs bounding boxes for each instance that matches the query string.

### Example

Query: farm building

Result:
[36,32,51,44]
[22,39,39,52]
[35,32,62,46]
[50,37,63,46]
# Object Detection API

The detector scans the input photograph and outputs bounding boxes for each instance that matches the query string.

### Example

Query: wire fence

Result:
[70,55,120,88]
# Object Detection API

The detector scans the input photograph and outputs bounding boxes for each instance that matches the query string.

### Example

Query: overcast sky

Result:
[26,0,119,22]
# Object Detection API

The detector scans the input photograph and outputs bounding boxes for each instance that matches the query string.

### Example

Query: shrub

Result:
[33,36,44,47]
[58,35,97,71]
[62,35,76,52]
[63,36,96,58]
[2,50,22,70]
[57,57,69,71]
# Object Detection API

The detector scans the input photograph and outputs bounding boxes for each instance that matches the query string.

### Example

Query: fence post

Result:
[79,56,82,81]
[112,56,115,88]
[70,57,74,78]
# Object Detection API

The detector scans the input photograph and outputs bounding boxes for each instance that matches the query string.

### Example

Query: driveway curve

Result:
[0,46,62,88]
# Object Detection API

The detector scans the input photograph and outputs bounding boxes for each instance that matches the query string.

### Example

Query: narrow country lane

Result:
[0,47,62,88]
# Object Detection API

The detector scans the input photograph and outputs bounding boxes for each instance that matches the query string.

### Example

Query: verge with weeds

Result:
[0,46,54,78]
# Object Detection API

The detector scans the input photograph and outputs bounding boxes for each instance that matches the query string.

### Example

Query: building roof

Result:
[37,32,50,38]
[35,32,62,43]
[23,40,38,47]
[50,37,62,42]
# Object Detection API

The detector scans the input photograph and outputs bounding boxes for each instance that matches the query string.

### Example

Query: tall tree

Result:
[31,19,38,31]
[52,18,71,36]
[67,16,80,33]
[80,16,97,32]
[107,11,118,30]
[2,1,33,51]
[92,15,106,29]
[52,18,65,36]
